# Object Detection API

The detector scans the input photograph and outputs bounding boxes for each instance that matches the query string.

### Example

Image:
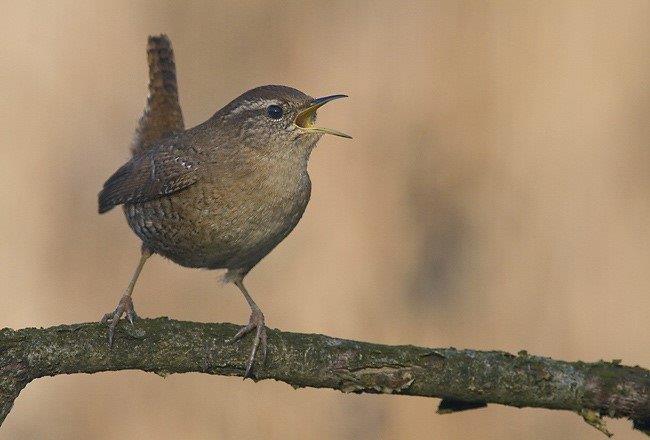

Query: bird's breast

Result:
[193,163,312,267]
[125,159,312,270]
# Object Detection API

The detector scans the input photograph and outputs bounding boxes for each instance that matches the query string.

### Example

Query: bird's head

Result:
[215,85,351,159]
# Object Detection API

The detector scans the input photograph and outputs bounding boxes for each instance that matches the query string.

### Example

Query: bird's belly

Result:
[124,179,310,270]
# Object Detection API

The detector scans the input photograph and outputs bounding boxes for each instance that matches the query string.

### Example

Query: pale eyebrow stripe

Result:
[228,99,283,117]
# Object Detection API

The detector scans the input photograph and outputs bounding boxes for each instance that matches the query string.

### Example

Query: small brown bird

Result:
[98,84,350,376]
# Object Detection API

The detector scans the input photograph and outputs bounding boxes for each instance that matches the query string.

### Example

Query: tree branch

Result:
[0,319,648,436]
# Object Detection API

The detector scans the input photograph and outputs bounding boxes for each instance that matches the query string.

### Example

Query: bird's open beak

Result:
[295,94,352,139]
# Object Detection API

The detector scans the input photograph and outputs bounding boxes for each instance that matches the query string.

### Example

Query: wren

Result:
[99,82,350,377]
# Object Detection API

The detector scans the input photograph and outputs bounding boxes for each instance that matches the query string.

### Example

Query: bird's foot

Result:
[229,307,267,378]
[100,295,138,346]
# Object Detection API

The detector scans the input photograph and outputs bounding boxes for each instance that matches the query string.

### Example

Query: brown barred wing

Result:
[98,144,199,214]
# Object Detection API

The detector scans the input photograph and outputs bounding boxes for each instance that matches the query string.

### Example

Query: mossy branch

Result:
[0,318,648,436]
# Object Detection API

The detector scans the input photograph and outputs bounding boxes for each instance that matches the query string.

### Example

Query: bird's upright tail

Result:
[131,34,185,155]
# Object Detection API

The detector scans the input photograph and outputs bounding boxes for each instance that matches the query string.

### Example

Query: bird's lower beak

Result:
[295,94,352,139]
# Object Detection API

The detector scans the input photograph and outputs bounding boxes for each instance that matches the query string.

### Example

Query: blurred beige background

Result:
[1,0,649,439]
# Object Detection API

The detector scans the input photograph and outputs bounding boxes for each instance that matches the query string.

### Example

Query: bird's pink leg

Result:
[101,247,152,346]
[228,279,267,378]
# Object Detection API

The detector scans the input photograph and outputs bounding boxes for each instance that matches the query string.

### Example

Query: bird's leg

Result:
[229,279,267,378]
[101,246,152,346]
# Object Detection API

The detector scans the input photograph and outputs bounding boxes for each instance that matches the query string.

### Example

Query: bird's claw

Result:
[229,308,267,378]
[101,295,138,346]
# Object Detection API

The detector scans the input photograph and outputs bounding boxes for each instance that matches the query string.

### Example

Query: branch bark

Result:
[0,318,648,436]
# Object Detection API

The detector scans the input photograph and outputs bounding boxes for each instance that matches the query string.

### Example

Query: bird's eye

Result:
[266,104,283,119]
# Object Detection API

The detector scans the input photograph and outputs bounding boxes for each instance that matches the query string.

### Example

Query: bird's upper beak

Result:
[295,94,352,139]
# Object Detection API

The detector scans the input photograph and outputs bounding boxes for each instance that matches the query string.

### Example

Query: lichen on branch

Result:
[0,318,648,437]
